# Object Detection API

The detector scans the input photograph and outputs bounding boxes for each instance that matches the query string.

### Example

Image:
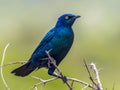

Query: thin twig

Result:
[90,63,103,90]
[81,84,89,90]
[83,59,97,86]
[32,76,58,84]
[1,47,103,90]
[45,50,61,73]
[67,77,96,89]
[30,76,58,90]
[31,76,96,90]
[70,80,74,89]
[3,61,26,67]
[35,87,38,90]
[45,50,72,90]
[31,56,97,90]
[0,43,10,90]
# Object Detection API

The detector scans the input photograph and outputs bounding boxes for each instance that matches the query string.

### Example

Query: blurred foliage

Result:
[0,0,120,90]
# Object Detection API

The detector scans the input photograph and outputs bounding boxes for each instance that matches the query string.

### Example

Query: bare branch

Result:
[30,76,58,90]
[67,77,96,89]
[90,63,103,90]
[30,51,98,90]
[45,50,60,73]
[45,50,73,90]
[0,43,10,90]
[31,76,96,90]
[83,59,97,86]
[32,76,58,84]
[81,85,89,90]
[1,48,103,90]
[3,61,26,67]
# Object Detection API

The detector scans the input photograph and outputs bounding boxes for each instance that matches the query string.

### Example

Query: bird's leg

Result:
[48,69,68,83]
[47,58,56,68]
[58,72,68,83]
[48,68,60,77]
[46,50,68,83]
[50,72,68,83]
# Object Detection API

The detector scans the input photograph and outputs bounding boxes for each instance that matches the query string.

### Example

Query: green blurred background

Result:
[0,0,120,90]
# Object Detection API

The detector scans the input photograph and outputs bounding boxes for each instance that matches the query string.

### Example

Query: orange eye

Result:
[65,16,69,20]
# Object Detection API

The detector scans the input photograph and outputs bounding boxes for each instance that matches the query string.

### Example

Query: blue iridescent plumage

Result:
[11,13,80,77]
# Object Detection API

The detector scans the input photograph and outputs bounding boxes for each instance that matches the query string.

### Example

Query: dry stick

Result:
[0,43,10,90]
[30,76,58,90]
[30,59,98,90]
[90,63,103,90]
[70,80,74,88]
[3,60,96,89]
[1,48,102,90]
[83,59,97,86]
[67,77,96,89]
[31,76,96,90]
[30,77,58,90]
[45,50,73,90]
[81,85,89,90]
[3,61,26,67]
[35,87,38,90]
[45,50,96,90]
[45,50,61,73]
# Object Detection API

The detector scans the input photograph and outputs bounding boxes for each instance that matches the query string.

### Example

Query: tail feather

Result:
[11,61,36,77]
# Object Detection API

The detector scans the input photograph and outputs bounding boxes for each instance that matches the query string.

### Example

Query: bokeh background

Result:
[0,0,120,90]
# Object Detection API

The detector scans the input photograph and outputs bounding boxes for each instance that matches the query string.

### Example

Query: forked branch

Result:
[30,50,103,90]
[1,45,103,90]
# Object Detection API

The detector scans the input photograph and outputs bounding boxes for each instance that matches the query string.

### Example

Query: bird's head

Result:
[55,14,80,27]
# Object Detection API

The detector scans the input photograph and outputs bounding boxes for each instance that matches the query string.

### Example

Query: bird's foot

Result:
[48,71,68,83]
[52,73,68,83]
[61,75,68,83]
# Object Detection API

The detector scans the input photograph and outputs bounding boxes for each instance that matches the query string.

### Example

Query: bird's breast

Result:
[54,28,74,46]
[49,28,74,55]
[31,27,74,66]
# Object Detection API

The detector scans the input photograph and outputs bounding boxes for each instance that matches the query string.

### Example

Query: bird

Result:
[11,13,80,77]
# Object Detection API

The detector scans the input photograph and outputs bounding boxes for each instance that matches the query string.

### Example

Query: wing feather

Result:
[32,29,55,54]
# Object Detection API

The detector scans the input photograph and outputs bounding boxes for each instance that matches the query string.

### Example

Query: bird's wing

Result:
[32,28,55,54]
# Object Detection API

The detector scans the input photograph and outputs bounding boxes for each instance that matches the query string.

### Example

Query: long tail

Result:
[11,61,36,77]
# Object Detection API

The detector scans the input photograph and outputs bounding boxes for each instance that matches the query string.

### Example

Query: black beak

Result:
[75,15,81,18]
[72,15,81,19]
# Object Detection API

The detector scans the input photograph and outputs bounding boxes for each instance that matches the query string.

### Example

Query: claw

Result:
[62,76,68,83]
